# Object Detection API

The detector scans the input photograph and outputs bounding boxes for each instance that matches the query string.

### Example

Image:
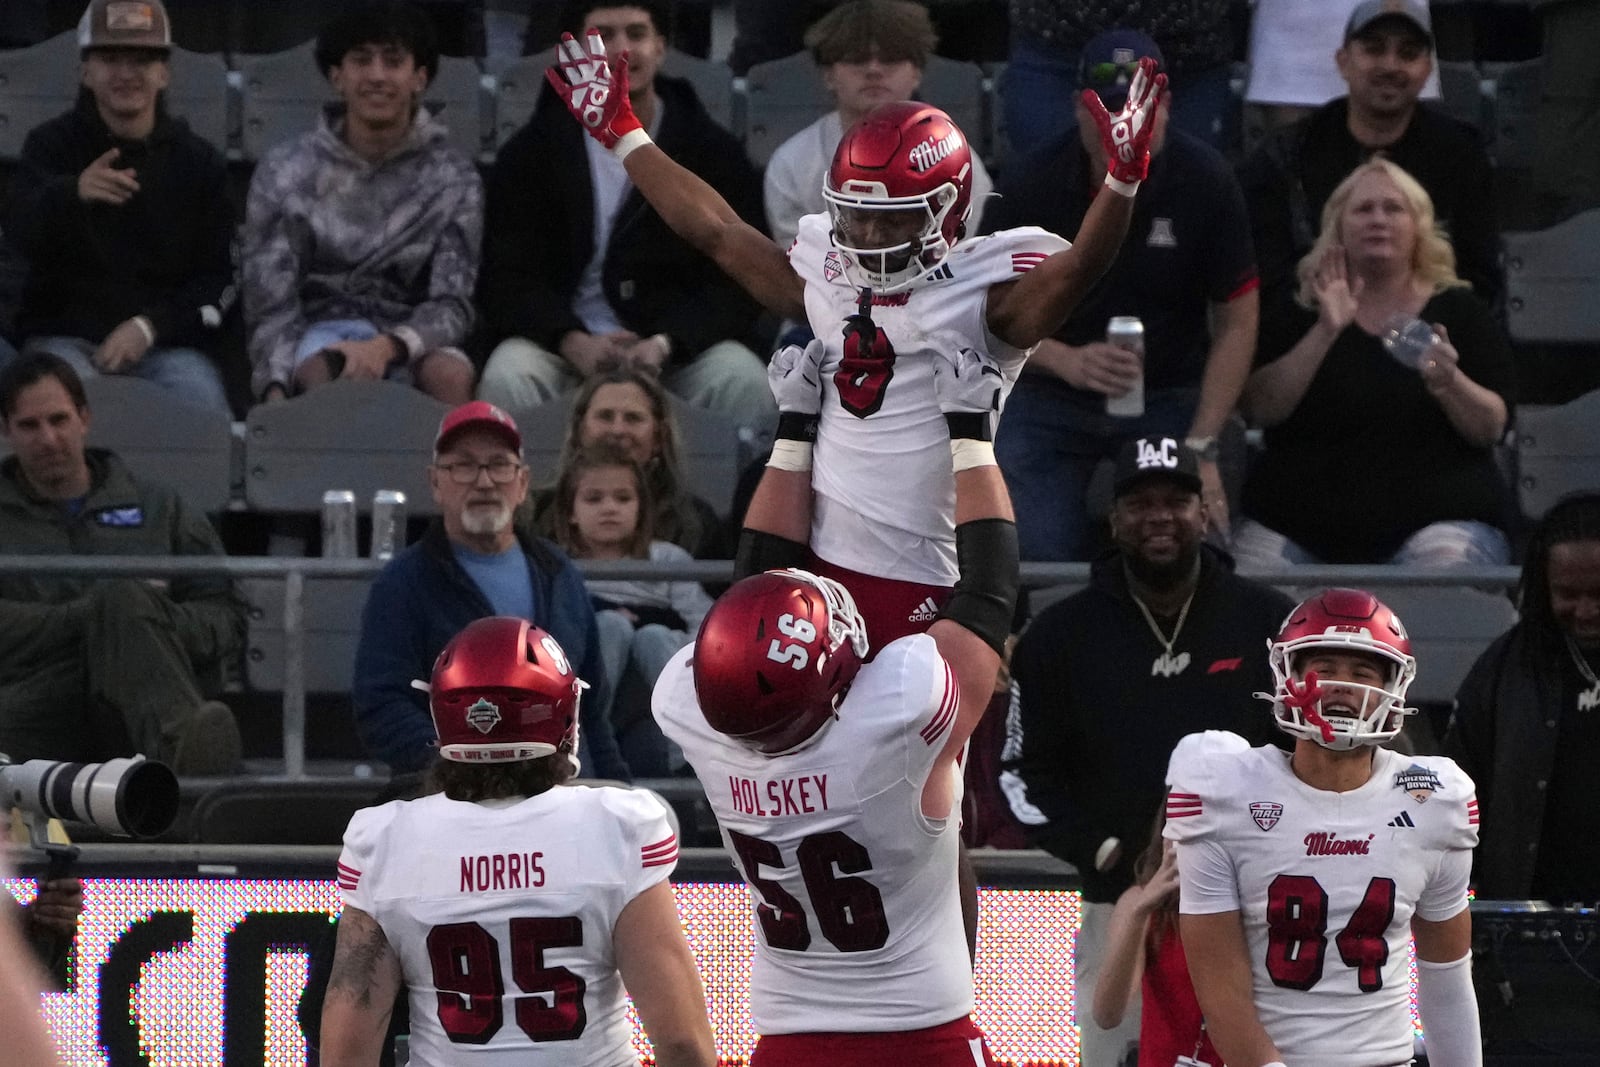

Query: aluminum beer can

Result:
[1104,315,1146,418]
[370,489,408,561]
[321,490,358,558]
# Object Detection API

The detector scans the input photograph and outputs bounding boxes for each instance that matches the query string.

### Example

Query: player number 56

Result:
[766,613,818,670]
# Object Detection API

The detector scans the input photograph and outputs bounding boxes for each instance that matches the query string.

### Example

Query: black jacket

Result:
[1444,626,1572,899]
[477,76,764,363]
[1236,98,1500,316]
[3,92,233,350]
[1008,546,1292,901]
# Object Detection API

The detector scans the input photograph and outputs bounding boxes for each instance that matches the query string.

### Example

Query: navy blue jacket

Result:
[352,520,629,779]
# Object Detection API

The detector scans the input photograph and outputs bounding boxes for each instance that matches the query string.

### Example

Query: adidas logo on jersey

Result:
[1387,811,1416,828]
[908,597,941,623]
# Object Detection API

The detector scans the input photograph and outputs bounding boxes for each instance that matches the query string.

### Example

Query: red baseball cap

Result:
[435,401,522,455]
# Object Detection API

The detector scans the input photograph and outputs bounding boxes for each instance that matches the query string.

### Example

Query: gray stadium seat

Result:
[242,576,369,694]
[742,51,830,167]
[1482,59,1542,170]
[165,45,232,154]
[917,55,987,162]
[1515,390,1600,522]
[242,379,449,516]
[426,54,488,162]
[1503,209,1600,344]
[1434,60,1486,132]
[1380,586,1517,705]
[0,375,236,514]
[510,390,744,517]
[661,48,736,134]
[0,31,79,161]
[238,39,327,162]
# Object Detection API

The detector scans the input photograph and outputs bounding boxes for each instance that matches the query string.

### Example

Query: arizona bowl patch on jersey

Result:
[1394,762,1442,803]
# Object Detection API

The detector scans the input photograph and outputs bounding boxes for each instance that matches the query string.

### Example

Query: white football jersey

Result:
[789,213,1071,585]
[337,786,678,1067]
[653,633,970,1034]
[1164,732,1479,1067]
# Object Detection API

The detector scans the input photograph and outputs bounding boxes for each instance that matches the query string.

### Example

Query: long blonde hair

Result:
[1294,157,1469,309]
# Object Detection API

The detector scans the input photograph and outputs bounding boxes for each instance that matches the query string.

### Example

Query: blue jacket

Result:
[352,521,629,779]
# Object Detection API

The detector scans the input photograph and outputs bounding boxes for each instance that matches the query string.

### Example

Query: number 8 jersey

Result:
[1164,731,1479,1067]
[653,632,970,1035]
[337,786,678,1066]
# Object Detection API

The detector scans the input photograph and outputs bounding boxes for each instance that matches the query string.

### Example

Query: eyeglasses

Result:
[436,458,523,485]
[1082,60,1142,85]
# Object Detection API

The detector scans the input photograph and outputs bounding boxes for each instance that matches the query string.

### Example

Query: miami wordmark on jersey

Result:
[338,786,677,1067]
[1164,732,1478,1067]
[790,213,1070,585]
[653,633,969,1035]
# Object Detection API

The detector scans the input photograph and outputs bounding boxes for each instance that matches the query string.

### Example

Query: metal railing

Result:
[0,555,1522,778]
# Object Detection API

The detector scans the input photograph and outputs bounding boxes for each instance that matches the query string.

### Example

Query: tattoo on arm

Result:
[327,907,400,1010]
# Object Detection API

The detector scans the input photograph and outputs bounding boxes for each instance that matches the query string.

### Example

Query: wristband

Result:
[612,127,652,162]
[768,439,813,472]
[130,315,155,346]
[950,439,996,472]
[1103,172,1140,198]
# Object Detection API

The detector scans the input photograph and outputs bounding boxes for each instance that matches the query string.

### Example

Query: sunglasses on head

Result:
[1083,59,1143,85]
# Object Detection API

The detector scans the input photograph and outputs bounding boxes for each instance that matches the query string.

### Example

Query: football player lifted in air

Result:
[1165,588,1482,1067]
[321,616,714,1067]
[546,27,1163,646]
[652,342,1019,1065]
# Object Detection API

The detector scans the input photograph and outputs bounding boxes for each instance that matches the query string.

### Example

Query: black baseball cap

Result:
[1077,28,1164,108]
[1113,436,1202,498]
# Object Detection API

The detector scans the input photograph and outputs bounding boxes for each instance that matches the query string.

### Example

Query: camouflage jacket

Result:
[241,105,483,397]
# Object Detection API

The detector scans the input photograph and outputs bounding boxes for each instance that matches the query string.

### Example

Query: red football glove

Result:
[1081,56,1166,190]
[545,30,646,153]
[1283,670,1336,746]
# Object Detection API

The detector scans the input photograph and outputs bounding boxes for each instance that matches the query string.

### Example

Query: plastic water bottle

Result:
[1381,314,1440,370]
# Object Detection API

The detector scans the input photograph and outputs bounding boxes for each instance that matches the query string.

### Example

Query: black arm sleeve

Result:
[936,517,1019,656]
[733,529,810,580]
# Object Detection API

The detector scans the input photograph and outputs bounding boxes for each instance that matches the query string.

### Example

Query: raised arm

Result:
[547,32,805,320]
[318,905,403,1067]
[922,348,1019,817]
[733,340,825,578]
[985,59,1165,349]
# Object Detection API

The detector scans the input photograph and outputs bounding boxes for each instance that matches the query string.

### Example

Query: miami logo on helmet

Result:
[908,129,963,174]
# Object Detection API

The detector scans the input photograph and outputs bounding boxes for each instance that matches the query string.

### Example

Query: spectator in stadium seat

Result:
[984,29,1258,561]
[476,0,773,445]
[525,368,725,559]
[1,0,234,415]
[763,0,992,251]
[1445,492,1600,903]
[1004,435,1289,1067]
[1000,0,1239,157]
[1231,158,1515,570]
[0,354,243,775]
[242,0,479,405]
[548,442,711,776]
[1237,0,1501,316]
[352,400,630,780]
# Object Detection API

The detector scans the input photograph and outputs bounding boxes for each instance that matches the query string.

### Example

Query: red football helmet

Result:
[692,568,869,754]
[823,101,975,294]
[424,617,587,764]
[1263,588,1417,750]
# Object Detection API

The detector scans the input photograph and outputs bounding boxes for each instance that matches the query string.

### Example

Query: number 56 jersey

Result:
[337,786,678,1067]
[653,633,971,1035]
[1164,732,1479,1067]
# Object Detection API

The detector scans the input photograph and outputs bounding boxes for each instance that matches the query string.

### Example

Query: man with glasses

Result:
[0,0,234,414]
[984,29,1258,561]
[352,400,630,780]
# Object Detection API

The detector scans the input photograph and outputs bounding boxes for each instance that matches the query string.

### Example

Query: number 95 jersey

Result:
[653,633,971,1035]
[1163,732,1479,1067]
[337,786,678,1066]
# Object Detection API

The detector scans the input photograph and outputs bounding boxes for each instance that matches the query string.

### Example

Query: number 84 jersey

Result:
[1164,731,1479,1067]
